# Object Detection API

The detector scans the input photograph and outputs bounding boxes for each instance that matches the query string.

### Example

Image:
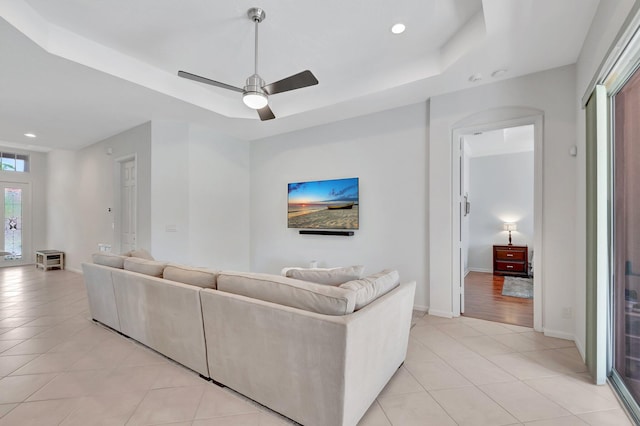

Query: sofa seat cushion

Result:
[282,265,365,286]
[124,257,168,277]
[217,271,356,315]
[92,253,128,269]
[339,270,400,310]
[163,264,218,289]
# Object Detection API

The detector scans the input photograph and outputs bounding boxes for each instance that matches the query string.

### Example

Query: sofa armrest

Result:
[111,269,209,377]
[81,262,121,331]
[200,281,415,426]
[343,281,415,426]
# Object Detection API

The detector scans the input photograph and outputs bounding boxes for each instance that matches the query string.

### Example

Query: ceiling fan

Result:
[178,7,318,121]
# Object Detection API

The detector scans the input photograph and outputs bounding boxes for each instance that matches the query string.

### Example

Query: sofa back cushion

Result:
[217,271,356,315]
[339,270,400,310]
[163,264,218,289]
[121,248,155,260]
[124,257,167,277]
[283,265,365,286]
[92,253,128,269]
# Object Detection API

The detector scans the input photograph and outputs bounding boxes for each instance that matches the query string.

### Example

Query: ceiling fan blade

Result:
[178,71,244,93]
[263,70,318,95]
[257,104,276,121]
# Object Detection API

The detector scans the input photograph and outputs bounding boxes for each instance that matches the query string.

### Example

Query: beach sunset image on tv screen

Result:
[288,177,359,229]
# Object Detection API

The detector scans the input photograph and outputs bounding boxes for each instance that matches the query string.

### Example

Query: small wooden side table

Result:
[35,250,64,271]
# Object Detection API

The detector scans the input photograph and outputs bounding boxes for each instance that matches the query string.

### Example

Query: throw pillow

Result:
[129,248,155,260]
[217,271,356,315]
[123,257,167,277]
[339,269,400,310]
[284,265,365,286]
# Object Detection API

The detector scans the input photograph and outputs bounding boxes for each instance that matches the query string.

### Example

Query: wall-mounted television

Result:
[288,177,359,230]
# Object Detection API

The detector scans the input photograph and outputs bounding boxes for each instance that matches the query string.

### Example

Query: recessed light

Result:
[468,73,482,83]
[24,133,36,138]
[391,23,406,34]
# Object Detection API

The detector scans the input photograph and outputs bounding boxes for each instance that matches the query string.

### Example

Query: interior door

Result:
[120,159,137,253]
[0,182,30,266]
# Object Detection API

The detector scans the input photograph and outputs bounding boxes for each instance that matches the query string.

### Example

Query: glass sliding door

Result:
[612,64,640,412]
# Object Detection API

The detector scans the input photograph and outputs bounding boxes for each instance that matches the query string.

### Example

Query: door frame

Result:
[0,181,32,267]
[113,154,137,254]
[451,113,544,331]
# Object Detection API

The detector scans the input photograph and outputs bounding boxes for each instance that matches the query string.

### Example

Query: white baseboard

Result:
[413,304,428,313]
[574,336,586,361]
[427,309,453,318]
[464,268,470,277]
[66,267,82,274]
[468,267,493,273]
[542,328,575,342]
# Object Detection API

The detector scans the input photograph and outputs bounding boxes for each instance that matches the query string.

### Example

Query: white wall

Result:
[250,102,429,309]
[573,0,636,357]
[429,65,577,338]
[150,121,190,263]
[468,151,534,272]
[47,119,250,272]
[47,122,152,271]
[46,150,78,264]
[187,124,250,271]
[150,121,251,270]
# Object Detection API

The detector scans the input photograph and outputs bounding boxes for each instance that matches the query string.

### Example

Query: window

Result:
[0,152,29,172]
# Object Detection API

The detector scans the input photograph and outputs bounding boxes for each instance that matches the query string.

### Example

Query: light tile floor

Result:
[0,266,633,425]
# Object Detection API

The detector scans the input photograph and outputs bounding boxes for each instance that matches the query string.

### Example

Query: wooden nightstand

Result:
[493,245,528,277]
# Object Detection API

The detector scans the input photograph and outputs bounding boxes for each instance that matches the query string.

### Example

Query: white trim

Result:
[451,111,544,332]
[428,309,453,318]
[543,328,575,342]
[413,304,429,313]
[575,334,586,362]
[468,267,493,273]
[581,1,640,107]
[595,85,609,385]
[0,181,32,267]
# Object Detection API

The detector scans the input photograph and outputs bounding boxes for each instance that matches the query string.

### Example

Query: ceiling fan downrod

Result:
[244,7,267,108]
[248,7,265,76]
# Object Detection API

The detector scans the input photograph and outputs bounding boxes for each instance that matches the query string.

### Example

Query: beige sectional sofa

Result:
[82,254,416,426]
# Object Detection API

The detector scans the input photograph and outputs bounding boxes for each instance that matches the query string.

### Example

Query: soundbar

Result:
[299,230,355,236]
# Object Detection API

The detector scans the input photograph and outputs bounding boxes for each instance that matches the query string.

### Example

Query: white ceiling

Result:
[0,0,600,150]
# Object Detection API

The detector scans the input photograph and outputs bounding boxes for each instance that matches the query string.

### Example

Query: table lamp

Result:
[503,222,517,245]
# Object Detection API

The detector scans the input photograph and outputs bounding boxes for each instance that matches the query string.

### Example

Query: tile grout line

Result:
[406,319,589,425]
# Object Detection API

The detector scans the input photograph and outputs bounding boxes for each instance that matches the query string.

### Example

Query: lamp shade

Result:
[503,222,517,232]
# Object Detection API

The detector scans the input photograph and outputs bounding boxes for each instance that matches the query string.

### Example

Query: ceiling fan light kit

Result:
[243,91,268,109]
[242,74,268,109]
[177,7,318,121]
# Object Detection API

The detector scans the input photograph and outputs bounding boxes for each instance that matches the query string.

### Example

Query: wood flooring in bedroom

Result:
[463,271,533,328]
